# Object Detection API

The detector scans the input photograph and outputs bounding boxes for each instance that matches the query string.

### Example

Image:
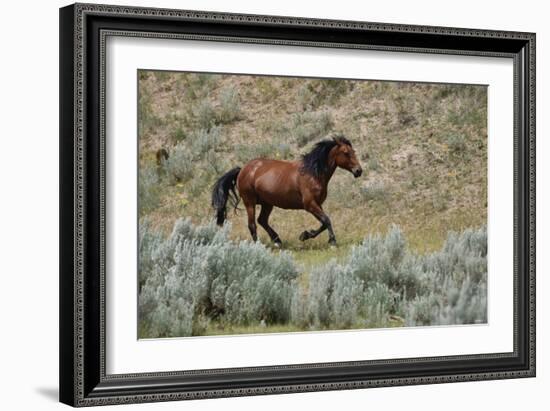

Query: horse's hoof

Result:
[299,231,309,241]
[273,240,282,249]
[328,239,337,248]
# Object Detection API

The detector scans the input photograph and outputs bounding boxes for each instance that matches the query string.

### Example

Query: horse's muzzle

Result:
[353,168,363,178]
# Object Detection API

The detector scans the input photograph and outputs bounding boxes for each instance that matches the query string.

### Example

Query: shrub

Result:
[302,263,363,329]
[138,219,299,337]
[184,87,242,131]
[436,278,487,325]
[138,165,162,215]
[446,134,467,156]
[294,225,487,330]
[188,126,222,160]
[164,142,193,183]
[291,111,333,147]
[138,219,163,288]
[363,283,401,327]
[173,125,187,143]
[217,87,242,124]
[169,218,223,245]
[423,226,487,285]
[297,79,351,109]
[195,100,217,130]
[359,181,388,202]
[139,219,487,337]
[296,83,316,111]
[347,225,408,288]
[405,226,488,326]
[206,241,298,325]
[164,127,222,184]
[405,278,487,326]
[182,73,217,100]
[255,77,280,103]
[277,142,293,159]
[366,157,381,171]
[273,111,333,147]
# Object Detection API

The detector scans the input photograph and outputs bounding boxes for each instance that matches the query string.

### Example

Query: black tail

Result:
[211,167,241,226]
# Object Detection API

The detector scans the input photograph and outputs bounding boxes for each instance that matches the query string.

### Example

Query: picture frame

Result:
[59,2,535,407]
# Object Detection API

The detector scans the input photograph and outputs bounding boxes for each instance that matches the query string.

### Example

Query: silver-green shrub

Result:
[362,283,401,327]
[138,166,162,216]
[303,263,363,329]
[138,218,163,288]
[139,219,487,337]
[139,219,299,337]
[294,225,487,330]
[423,226,487,284]
[164,127,221,183]
[164,142,193,183]
[359,180,388,202]
[188,126,222,160]
[206,241,298,325]
[405,226,488,326]
[217,87,242,124]
[195,100,217,130]
[347,226,426,296]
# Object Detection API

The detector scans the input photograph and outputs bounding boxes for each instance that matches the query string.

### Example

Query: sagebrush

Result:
[139,219,299,337]
[293,225,487,330]
[139,220,487,337]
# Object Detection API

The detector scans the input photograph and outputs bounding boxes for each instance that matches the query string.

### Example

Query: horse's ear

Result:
[333,135,351,147]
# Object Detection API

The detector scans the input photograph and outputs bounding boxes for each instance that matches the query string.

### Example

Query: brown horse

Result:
[211,135,363,246]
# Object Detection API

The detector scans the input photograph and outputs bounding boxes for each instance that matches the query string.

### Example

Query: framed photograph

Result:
[59,3,535,407]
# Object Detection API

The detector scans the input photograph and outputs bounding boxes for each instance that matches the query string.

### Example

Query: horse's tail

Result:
[211,167,241,226]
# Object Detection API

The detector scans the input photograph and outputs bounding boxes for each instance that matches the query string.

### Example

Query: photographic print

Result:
[137,70,488,339]
[60,5,535,404]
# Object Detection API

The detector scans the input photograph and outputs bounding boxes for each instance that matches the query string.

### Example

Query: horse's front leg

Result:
[301,201,336,246]
[298,225,325,241]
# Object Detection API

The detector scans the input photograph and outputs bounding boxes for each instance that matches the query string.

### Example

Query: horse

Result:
[211,135,363,246]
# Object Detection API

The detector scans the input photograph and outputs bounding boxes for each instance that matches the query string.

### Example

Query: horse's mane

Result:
[300,135,352,178]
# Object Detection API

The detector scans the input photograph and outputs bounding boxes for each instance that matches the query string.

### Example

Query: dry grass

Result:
[138,70,487,268]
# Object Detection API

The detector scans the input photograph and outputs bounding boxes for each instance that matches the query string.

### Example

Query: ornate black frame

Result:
[59,3,536,407]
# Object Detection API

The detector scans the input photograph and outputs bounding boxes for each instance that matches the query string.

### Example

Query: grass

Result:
[138,71,487,258]
[200,317,405,336]
[202,322,306,336]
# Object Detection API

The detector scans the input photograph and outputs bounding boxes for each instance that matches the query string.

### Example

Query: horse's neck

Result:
[321,148,339,185]
[319,163,337,186]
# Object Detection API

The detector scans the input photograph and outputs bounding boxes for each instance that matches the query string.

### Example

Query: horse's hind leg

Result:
[258,204,282,247]
[243,198,258,242]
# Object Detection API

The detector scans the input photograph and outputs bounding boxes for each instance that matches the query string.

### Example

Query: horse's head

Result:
[332,136,363,178]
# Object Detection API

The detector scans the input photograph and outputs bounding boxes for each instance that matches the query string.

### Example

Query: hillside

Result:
[138,70,487,266]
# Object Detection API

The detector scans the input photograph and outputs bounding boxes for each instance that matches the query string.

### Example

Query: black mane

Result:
[300,136,352,178]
